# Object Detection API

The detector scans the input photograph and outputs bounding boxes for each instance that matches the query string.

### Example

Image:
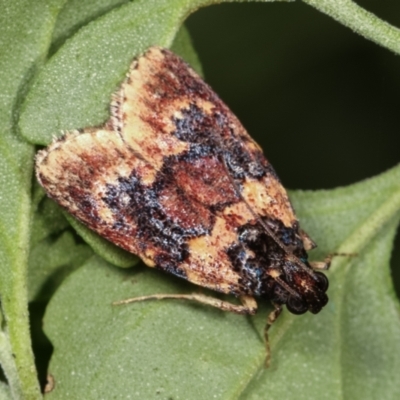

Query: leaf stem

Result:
[0,329,23,399]
[0,148,42,399]
[303,0,400,55]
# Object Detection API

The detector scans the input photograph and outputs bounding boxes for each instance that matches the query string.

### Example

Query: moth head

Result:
[267,264,329,315]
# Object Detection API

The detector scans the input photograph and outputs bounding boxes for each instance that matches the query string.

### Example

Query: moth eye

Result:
[286,296,308,315]
[313,271,329,292]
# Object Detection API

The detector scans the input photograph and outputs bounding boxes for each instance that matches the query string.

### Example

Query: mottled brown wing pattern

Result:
[113,48,297,225]
[36,130,149,256]
[36,128,247,292]
[36,47,329,315]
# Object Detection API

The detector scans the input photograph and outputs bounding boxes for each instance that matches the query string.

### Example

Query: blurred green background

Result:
[186,1,400,294]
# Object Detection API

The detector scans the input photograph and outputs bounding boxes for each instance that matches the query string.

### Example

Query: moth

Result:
[36,47,330,360]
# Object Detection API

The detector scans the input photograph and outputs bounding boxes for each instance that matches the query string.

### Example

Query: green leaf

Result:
[44,256,267,399]
[20,0,286,146]
[28,231,93,302]
[50,0,132,53]
[64,213,138,268]
[30,191,69,248]
[29,188,95,301]
[0,381,12,400]
[0,0,66,398]
[44,165,400,399]
[304,0,400,55]
[11,0,400,398]
[19,0,211,146]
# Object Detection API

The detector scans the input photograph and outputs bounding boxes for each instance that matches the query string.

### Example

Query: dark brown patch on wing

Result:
[225,219,328,313]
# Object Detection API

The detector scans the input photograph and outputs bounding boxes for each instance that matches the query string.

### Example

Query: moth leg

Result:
[113,293,258,315]
[309,252,357,271]
[300,230,347,270]
[264,303,283,368]
[309,256,332,271]
[300,229,317,251]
